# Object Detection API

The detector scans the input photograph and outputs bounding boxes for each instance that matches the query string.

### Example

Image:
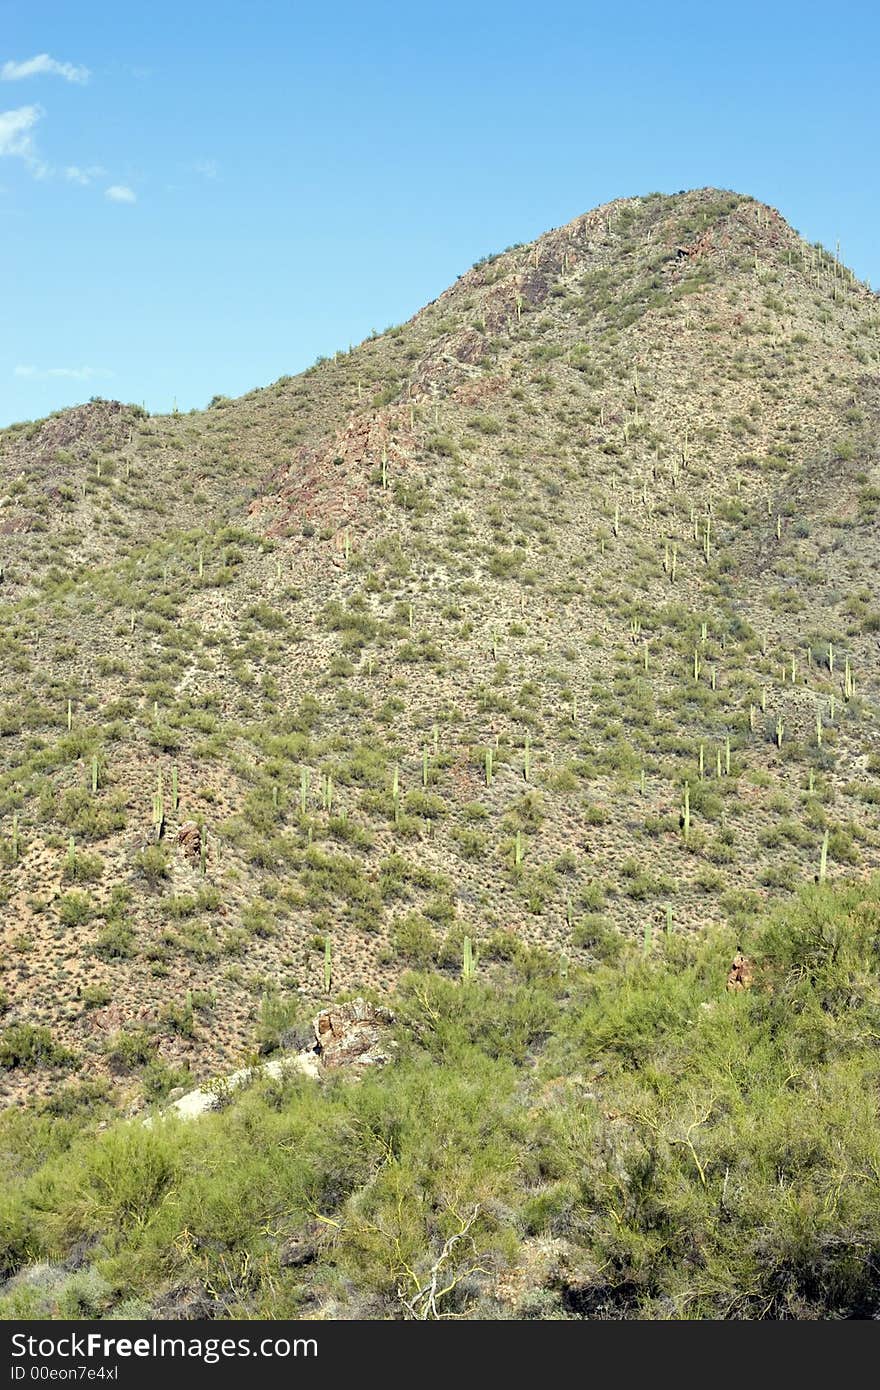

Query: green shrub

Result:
[135,844,171,885]
[0,1025,76,1071]
[390,913,439,967]
[92,922,136,960]
[58,890,93,927]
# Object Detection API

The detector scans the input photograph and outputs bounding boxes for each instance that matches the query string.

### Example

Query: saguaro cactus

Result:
[462,935,475,982]
[844,656,854,701]
[153,771,165,838]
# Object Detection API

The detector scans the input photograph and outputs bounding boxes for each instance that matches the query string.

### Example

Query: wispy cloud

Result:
[193,159,220,180]
[0,104,44,171]
[64,164,106,185]
[1,54,90,85]
[14,364,113,381]
[105,183,136,204]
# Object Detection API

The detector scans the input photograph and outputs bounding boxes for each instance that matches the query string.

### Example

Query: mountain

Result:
[1,186,879,1113]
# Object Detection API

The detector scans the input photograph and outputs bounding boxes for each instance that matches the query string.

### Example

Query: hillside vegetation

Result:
[0,186,879,1127]
[2,878,880,1320]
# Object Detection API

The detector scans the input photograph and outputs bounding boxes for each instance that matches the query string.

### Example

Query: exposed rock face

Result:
[164,1049,321,1121]
[159,1000,392,1125]
[313,998,395,1070]
[88,1002,152,1036]
[726,953,754,991]
[177,820,202,862]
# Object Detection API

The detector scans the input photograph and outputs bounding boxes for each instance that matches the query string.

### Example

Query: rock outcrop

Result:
[313,998,395,1070]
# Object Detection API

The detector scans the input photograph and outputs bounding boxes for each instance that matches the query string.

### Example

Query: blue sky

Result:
[1,0,878,427]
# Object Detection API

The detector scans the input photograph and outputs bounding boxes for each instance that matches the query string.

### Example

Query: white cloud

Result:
[193,159,219,180]
[64,164,106,185]
[0,104,43,166]
[14,364,113,381]
[105,183,136,203]
[1,54,89,84]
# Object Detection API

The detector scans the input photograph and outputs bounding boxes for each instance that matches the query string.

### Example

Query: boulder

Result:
[279,1236,318,1270]
[313,998,395,1070]
[177,820,201,862]
[726,952,754,991]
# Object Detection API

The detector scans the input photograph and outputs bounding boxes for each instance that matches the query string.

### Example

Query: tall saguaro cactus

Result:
[462,935,475,982]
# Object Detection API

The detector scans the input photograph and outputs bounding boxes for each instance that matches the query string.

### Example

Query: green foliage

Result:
[0,1025,76,1072]
[2,880,880,1317]
[135,844,171,885]
[57,890,93,927]
[62,848,104,884]
[390,913,439,967]
[3,193,880,1319]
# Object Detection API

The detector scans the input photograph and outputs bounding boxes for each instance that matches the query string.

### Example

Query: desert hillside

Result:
[1,187,879,1110]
